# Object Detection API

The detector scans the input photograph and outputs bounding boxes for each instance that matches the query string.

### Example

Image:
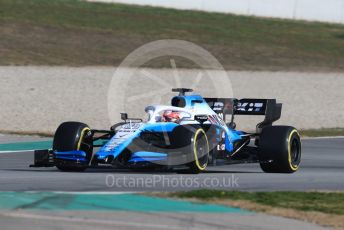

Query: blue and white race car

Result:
[31,88,301,174]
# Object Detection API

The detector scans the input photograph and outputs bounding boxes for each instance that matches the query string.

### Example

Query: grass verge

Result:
[163,190,344,229]
[300,128,344,137]
[1,0,344,71]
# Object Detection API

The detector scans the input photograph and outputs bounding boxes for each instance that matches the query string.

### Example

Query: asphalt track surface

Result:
[0,210,327,230]
[0,134,343,192]
[0,134,340,230]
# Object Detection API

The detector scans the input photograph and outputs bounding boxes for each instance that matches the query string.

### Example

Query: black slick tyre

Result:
[53,122,93,172]
[259,126,301,173]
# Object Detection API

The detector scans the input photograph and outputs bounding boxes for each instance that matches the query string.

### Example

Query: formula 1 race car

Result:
[31,88,301,174]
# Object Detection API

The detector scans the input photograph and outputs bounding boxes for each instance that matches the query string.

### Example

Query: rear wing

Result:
[204,98,282,132]
[204,98,234,119]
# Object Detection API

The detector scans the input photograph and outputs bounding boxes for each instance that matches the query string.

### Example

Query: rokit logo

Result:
[213,102,224,111]
[212,102,225,120]
[237,102,264,112]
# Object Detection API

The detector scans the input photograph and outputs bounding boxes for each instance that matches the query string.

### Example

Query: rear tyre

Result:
[259,126,301,173]
[53,122,93,172]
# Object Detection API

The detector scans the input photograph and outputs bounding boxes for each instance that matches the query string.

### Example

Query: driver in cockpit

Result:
[162,110,181,123]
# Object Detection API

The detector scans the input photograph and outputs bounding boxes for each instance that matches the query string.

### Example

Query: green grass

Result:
[1,0,344,70]
[300,128,344,137]
[170,190,344,215]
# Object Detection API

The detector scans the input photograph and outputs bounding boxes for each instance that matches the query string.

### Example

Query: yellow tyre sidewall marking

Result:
[193,129,209,171]
[77,127,91,151]
[288,129,300,171]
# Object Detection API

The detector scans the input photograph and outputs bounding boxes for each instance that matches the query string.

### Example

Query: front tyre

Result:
[259,126,301,173]
[187,128,210,174]
[53,122,93,172]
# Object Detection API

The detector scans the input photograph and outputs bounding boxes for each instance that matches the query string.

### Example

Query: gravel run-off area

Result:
[0,66,343,133]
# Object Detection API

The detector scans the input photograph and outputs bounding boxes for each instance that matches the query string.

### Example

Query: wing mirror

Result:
[120,113,128,121]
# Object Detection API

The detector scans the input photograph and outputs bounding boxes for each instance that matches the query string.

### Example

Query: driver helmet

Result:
[162,110,180,123]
